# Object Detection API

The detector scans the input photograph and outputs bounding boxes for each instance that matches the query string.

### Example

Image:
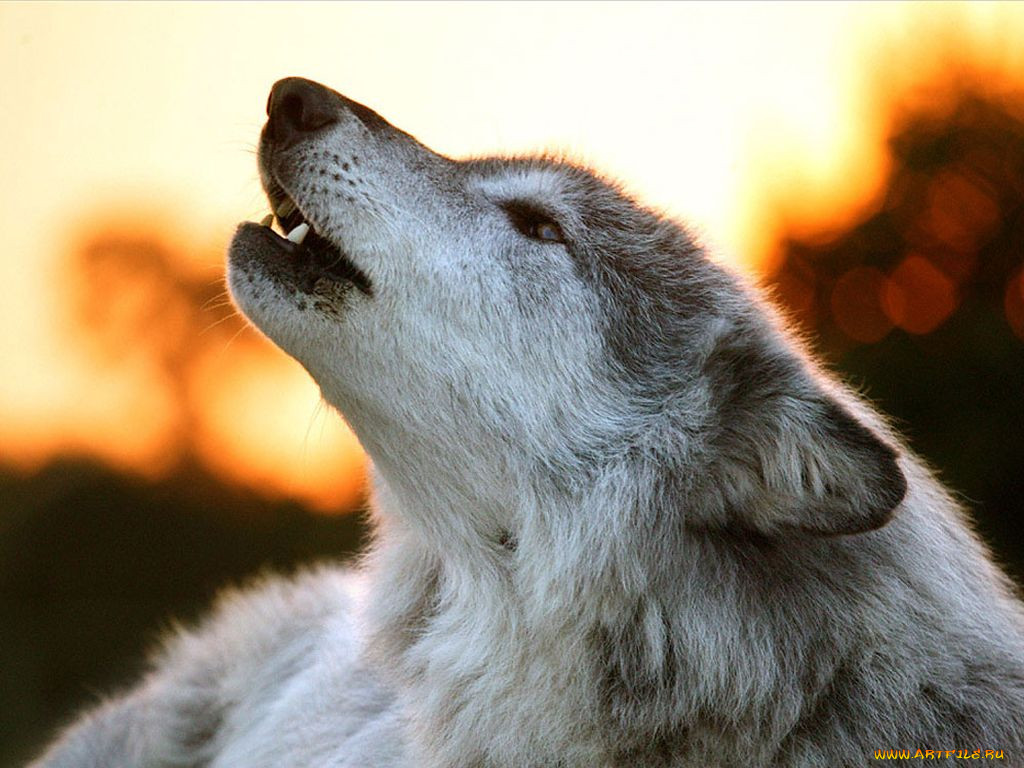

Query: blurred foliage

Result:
[70,224,263,464]
[770,90,1024,583]
[0,458,367,766]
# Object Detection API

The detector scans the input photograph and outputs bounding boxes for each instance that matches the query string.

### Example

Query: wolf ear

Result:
[698,356,908,537]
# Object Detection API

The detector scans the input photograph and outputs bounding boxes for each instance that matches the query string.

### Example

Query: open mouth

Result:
[257,183,373,296]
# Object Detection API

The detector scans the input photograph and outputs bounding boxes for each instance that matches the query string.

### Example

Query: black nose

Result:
[266,77,341,149]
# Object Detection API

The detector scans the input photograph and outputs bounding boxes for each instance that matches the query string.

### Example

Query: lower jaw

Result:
[228,221,372,297]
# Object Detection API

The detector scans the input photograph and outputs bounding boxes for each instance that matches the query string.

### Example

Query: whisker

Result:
[218,320,252,357]
[200,311,243,337]
[201,290,232,311]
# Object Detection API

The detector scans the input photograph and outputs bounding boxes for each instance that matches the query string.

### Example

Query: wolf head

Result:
[228,77,906,545]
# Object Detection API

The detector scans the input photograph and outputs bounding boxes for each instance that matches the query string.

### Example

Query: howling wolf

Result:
[32,78,1024,767]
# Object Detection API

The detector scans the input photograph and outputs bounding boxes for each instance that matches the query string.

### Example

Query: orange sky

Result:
[2,1,1023,510]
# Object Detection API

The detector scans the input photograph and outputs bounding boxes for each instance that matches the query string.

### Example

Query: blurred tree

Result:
[70,226,262,464]
[770,90,1024,582]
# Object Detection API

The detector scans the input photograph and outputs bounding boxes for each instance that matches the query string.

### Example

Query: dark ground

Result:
[0,458,367,766]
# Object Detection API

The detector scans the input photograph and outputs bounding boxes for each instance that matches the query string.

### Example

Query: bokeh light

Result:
[882,254,958,335]
[1005,268,1024,341]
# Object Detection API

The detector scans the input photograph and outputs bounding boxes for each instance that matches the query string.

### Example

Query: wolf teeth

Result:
[286,223,310,244]
[278,199,297,218]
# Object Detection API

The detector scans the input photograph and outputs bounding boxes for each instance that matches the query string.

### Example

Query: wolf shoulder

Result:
[28,566,405,768]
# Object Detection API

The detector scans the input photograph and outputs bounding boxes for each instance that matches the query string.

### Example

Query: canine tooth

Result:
[260,214,273,227]
[286,222,310,244]
[278,199,296,218]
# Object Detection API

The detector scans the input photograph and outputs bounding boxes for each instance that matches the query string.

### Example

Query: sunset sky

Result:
[2,1,1023,510]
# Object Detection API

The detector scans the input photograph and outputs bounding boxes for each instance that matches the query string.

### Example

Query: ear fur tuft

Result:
[788,399,908,536]
[697,352,908,537]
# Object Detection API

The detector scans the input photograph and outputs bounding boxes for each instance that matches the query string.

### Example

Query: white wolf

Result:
[33,78,1024,767]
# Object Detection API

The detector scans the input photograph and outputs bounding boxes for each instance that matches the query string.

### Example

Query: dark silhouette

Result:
[68,224,265,464]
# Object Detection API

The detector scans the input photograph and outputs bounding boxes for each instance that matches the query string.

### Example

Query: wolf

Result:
[32,77,1024,767]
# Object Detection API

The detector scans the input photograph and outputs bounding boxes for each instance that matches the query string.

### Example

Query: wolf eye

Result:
[532,220,564,243]
[502,201,566,244]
